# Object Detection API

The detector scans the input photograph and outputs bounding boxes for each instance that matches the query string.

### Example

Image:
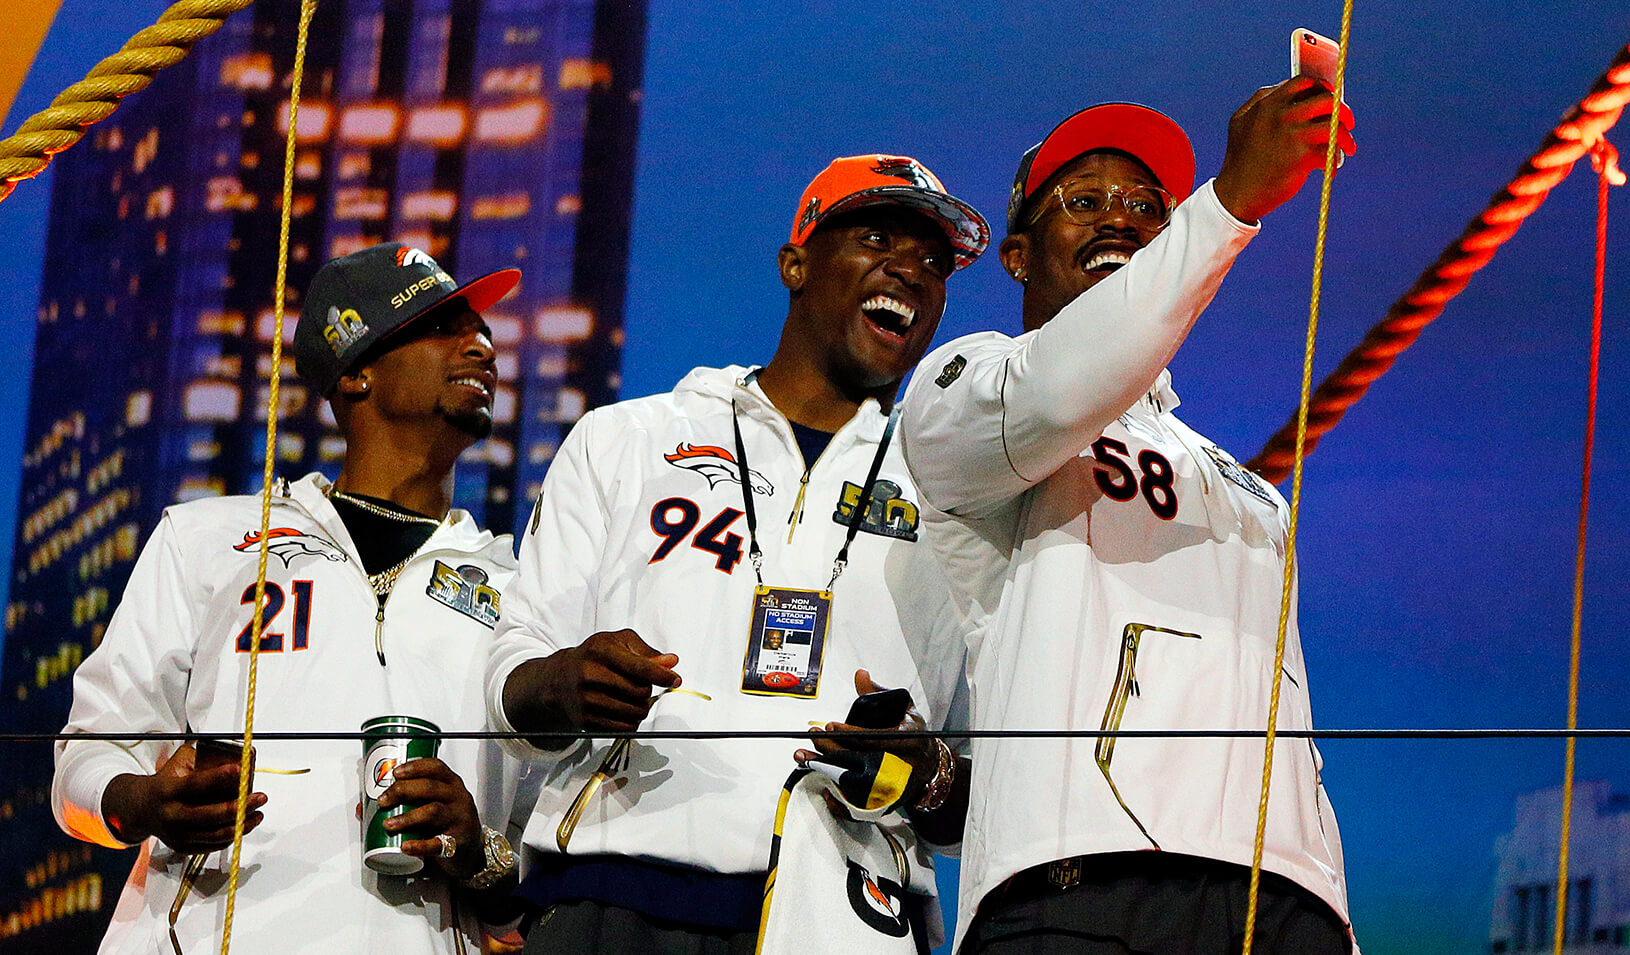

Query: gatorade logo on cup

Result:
[365,752,400,800]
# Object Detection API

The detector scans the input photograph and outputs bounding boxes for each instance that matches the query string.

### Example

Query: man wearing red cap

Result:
[53,243,528,953]
[488,155,986,953]
[900,82,1358,952]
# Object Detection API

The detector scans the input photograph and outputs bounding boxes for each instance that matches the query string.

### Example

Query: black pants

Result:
[967,853,1351,955]
[522,899,758,955]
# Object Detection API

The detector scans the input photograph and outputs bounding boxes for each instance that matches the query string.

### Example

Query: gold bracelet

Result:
[913,737,955,812]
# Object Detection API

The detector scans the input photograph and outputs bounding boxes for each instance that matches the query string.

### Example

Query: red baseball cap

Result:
[1006,103,1196,233]
[790,155,990,270]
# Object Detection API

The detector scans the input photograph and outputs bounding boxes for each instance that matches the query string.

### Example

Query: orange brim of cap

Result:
[810,187,991,271]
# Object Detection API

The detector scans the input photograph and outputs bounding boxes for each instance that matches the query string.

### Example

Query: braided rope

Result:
[1248,41,1630,482]
[219,1,316,952]
[1239,10,1354,953]
[0,0,256,203]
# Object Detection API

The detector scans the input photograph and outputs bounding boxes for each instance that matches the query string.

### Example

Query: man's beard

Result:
[442,406,494,440]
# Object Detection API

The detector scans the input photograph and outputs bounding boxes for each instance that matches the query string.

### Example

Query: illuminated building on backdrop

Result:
[0,0,646,946]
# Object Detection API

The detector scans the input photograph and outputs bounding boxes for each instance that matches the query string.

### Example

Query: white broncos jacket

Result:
[53,473,522,955]
[900,180,1350,952]
[487,366,965,892]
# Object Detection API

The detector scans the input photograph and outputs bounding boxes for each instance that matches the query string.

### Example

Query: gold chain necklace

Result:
[327,488,445,527]
[325,486,444,596]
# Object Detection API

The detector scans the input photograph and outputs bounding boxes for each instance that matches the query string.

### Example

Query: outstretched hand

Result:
[504,628,682,737]
[102,743,267,854]
[1214,76,1357,225]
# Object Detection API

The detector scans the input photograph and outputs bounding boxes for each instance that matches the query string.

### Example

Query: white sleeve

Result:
[901,179,1258,517]
[485,410,613,760]
[52,512,199,849]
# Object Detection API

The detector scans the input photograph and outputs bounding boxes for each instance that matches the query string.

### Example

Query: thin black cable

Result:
[11,728,1630,743]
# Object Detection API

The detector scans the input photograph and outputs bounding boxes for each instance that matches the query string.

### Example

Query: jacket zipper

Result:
[1095,622,1202,849]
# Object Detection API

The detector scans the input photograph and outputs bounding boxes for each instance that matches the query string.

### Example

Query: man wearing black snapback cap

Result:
[901,82,1359,952]
[488,155,985,953]
[53,243,530,954]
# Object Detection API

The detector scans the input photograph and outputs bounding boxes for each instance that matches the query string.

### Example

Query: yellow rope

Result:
[0,0,256,203]
[1241,5,1355,952]
[1549,141,1617,955]
[219,2,317,952]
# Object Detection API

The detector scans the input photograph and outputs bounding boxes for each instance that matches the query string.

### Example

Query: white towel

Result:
[756,766,930,955]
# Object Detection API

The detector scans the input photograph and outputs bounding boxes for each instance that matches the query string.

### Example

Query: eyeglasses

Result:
[1028,178,1175,231]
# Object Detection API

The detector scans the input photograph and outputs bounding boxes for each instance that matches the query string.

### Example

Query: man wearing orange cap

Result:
[901,82,1359,952]
[488,156,987,952]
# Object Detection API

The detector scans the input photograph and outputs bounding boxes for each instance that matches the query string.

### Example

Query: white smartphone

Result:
[1291,28,1347,166]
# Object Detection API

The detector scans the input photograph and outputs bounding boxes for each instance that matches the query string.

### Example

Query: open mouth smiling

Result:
[861,294,917,337]
[448,374,495,398]
[1082,249,1133,273]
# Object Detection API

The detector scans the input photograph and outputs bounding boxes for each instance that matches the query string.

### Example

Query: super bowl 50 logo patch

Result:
[664,443,774,496]
[1201,445,1276,508]
[426,561,500,628]
[832,480,919,541]
[233,528,348,566]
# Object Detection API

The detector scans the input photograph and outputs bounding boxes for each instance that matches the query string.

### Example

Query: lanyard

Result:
[730,400,899,590]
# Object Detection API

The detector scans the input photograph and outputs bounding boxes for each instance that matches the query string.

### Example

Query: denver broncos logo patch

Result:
[664,444,774,496]
[233,528,349,567]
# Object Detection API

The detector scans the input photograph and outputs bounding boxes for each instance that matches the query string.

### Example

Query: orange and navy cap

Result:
[789,155,990,270]
[1007,103,1196,233]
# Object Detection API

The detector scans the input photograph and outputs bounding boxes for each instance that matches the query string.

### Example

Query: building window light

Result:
[555,194,582,215]
[337,152,371,180]
[481,65,542,95]
[183,382,241,422]
[534,354,567,378]
[125,391,152,427]
[277,101,332,142]
[406,105,467,146]
[493,386,517,424]
[475,100,547,144]
[145,187,174,220]
[132,129,159,174]
[557,387,586,422]
[559,59,612,91]
[400,190,457,221]
[220,53,274,90]
[339,103,400,144]
[295,151,322,180]
[472,192,531,220]
[328,234,372,260]
[486,314,522,346]
[256,309,300,344]
[334,187,389,220]
[535,305,593,341]
[205,176,257,213]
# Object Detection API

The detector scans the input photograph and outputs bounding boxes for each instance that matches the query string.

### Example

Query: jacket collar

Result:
[674,364,889,442]
[281,472,511,562]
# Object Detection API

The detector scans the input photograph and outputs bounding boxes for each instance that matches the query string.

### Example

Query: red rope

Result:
[1249,42,1630,482]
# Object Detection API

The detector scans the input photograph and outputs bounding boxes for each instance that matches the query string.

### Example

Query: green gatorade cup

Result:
[360,715,441,875]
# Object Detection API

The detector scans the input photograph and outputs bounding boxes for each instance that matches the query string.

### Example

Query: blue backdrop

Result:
[4,4,1629,953]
